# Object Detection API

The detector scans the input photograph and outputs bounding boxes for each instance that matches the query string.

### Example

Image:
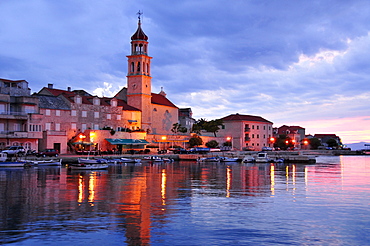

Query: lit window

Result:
[107,114,111,120]
[94,112,99,118]
[71,110,77,116]
[45,109,51,116]
[82,111,87,117]
[117,115,121,120]
[56,110,60,116]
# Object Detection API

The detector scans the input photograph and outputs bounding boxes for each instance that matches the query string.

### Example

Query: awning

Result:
[72,141,94,145]
[106,138,150,145]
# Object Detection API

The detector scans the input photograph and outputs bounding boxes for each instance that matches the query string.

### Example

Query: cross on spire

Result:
[137,10,143,21]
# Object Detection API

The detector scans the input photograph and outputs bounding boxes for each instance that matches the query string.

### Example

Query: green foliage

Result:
[326,138,338,148]
[205,140,219,148]
[223,141,232,147]
[309,138,321,149]
[171,123,188,134]
[189,135,203,147]
[191,118,224,137]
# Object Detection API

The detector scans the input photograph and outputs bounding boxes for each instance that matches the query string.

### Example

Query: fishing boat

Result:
[219,157,240,162]
[78,157,108,164]
[242,156,255,163]
[0,161,28,167]
[255,152,273,163]
[142,156,173,163]
[26,159,62,166]
[197,156,220,162]
[69,163,108,170]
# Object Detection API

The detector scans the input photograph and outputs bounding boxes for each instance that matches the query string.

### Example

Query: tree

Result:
[189,135,203,147]
[326,138,338,148]
[309,138,321,149]
[191,118,224,137]
[171,123,188,134]
[205,140,219,148]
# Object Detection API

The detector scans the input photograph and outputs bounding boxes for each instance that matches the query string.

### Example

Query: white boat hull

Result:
[78,158,107,164]
[0,161,27,167]
[69,164,108,170]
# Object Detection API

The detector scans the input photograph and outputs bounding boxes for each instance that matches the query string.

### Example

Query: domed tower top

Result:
[131,11,148,41]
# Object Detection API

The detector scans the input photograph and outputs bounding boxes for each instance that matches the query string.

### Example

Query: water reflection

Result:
[0,156,370,245]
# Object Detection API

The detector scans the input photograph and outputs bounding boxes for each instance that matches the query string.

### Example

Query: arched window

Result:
[137,62,140,72]
[131,62,135,73]
[147,64,149,75]
[143,63,145,73]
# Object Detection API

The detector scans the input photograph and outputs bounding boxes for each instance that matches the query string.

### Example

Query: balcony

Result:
[0,131,42,139]
[244,127,251,132]
[244,137,251,141]
[45,130,67,136]
[0,111,28,119]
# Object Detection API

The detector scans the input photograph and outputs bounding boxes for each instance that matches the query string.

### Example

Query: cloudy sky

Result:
[1,0,369,144]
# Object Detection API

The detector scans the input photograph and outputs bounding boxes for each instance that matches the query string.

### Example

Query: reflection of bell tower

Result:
[127,11,152,130]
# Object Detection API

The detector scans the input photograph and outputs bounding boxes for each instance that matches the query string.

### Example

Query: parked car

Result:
[262,146,274,151]
[173,148,189,154]
[2,146,26,156]
[36,149,59,157]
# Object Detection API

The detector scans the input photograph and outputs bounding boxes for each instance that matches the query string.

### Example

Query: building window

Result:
[82,111,87,117]
[45,109,51,116]
[71,123,77,130]
[56,110,60,116]
[94,98,100,105]
[117,115,121,120]
[29,124,42,132]
[257,126,259,130]
[45,123,51,131]
[257,134,259,138]
[264,126,266,130]
[81,124,87,131]
[252,125,254,130]
[94,124,99,130]
[107,114,111,120]
[153,108,157,112]
[111,100,117,107]
[71,110,77,116]
[252,134,255,138]
[55,123,60,131]
[94,112,99,118]
[75,96,82,104]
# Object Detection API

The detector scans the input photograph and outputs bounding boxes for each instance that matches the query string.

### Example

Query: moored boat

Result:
[255,152,273,163]
[0,161,28,167]
[69,163,108,170]
[219,157,240,162]
[25,159,62,166]
[78,157,108,164]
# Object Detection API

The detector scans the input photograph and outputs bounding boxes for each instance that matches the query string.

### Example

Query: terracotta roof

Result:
[0,78,26,83]
[151,93,177,108]
[221,113,273,124]
[116,99,140,111]
[131,21,148,41]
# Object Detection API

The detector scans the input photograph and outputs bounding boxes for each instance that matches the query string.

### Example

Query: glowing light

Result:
[161,169,167,206]
[88,173,95,206]
[270,137,275,143]
[161,136,167,141]
[78,175,83,204]
[226,167,231,198]
[226,137,231,141]
[270,165,275,196]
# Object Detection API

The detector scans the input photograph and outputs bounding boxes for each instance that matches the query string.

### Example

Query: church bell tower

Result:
[127,12,152,131]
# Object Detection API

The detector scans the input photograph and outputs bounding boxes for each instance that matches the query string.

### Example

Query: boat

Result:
[69,163,109,170]
[197,156,220,162]
[0,161,28,167]
[142,156,174,163]
[119,157,141,163]
[219,157,240,162]
[26,159,62,166]
[255,152,274,163]
[242,156,255,163]
[78,157,108,164]
[0,152,7,162]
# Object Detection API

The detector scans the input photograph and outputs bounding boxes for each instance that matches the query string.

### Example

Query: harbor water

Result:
[1,156,370,245]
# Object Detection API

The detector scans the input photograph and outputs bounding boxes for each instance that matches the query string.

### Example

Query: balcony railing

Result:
[244,127,251,132]
[244,137,251,141]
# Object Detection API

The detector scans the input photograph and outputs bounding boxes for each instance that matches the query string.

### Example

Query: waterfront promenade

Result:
[19,149,364,164]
